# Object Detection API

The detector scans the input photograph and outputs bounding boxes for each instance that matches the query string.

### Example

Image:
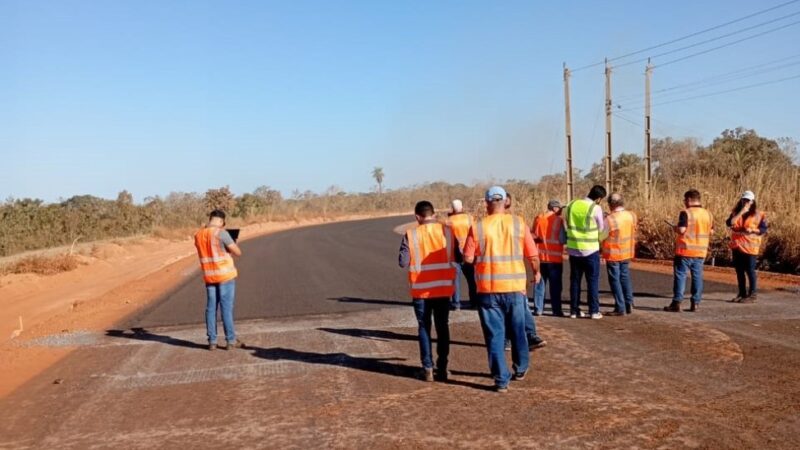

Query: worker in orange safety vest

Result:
[600,193,637,316]
[664,189,714,313]
[531,199,565,317]
[446,199,477,310]
[399,201,457,382]
[194,209,244,350]
[726,190,768,303]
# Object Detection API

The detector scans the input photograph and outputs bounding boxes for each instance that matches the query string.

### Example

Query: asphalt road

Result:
[128,215,733,328]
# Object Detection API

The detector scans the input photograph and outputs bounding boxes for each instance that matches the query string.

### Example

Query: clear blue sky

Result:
[2,0,799,202]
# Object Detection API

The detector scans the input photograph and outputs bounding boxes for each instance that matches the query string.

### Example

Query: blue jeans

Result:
[673,257,704,303]
[606,260,634,312]
[478,292,530,388]
[413,299,451,370]
[451,263,463,309]
[205,280,236,343]
[533,262,564,315]
[569,252,601,315]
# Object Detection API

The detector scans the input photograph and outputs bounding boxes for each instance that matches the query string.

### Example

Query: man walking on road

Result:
[398,201,456,382]
[532,199,565,317]
[194,210,245,351]
[664,189,714,313]
[601,193,637,316]
[447,199,477,310]
[463,186,541,392]
[564,185,607,319]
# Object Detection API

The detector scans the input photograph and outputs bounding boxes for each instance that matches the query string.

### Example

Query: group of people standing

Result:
[399,185,768,392]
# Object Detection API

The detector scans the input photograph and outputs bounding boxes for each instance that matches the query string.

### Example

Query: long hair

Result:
[732,198,757,219]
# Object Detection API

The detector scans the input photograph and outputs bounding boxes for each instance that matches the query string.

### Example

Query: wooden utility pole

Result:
[604,59,613,193]
[644,60,653,201]
[563,63,574,201]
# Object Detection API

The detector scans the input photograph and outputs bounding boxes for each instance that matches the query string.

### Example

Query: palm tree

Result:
[372,167,384,195]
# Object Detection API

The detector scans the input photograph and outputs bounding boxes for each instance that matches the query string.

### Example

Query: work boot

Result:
[421,368,434,382]
[689,302,699,312]
[434,369,449,382]
[740,294,757,304]
[606,310,625,316]
[208,343,217,351]
[625,304,633,314]
[663,301,682,312]
[730,296,745,303]
[222,339,246,350]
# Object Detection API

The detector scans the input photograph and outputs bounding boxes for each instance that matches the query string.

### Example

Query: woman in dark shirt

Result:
[726,191,768,303]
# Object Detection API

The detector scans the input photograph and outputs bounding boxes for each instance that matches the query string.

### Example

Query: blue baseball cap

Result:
[485,186,507,201]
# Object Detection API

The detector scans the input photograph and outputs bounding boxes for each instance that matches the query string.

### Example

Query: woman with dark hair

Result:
[726,190,768,303]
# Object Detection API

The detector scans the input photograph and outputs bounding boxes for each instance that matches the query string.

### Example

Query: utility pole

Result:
[604,59,613,193]
[563,63,574,201]
[644,60,653,201]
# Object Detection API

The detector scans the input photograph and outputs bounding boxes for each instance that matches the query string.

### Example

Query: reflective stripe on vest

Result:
[565,199,600,251]
[675,208,713,258]
[195,227,238,284]
[602,210,636,262]
[729,211,765,256]
[407,223,456,299]
[447,213,473,252]
[473,214,527,293]
[534,211,564,263]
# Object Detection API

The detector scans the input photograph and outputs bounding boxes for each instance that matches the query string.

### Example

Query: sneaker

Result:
[730,296,745,303]
[590,312,603,320]
[513,371,527,381]
[208,343,217,351]
[421,368,434,382]
[740,295,757,304]
[529,337,547,351]
[495,385,509,393]
[504,339,512,351]
[663,301,682,312]
[569,311,587,319]
[222,339,246,350]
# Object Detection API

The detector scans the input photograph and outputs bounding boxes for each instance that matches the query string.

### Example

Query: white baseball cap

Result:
[741,190,755,201]
[451,199,463,212]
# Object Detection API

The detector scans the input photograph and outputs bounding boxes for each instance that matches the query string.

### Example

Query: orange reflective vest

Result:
[675,207,713,258]
[729,211,766,256]
[406,223,456,299]
[532,211,564,263]
[195,227,238,284]
[447,213,474,253]
[602,210,637,262]
[471,214,527,294]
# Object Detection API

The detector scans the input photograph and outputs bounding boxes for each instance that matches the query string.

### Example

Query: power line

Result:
[613,112,643,128]
[615,12,800,69]
[572,0,800,71]
[615,53,800,102]
[653,19,800,68]
[619,73,800,110]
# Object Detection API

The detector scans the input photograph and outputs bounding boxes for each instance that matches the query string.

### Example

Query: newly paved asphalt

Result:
[127,215,732,328]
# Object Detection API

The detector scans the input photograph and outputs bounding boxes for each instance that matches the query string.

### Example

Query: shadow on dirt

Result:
[328,296,410,307]
[318,327,484,348]
[105,328,208,350]
[250,346,493,391]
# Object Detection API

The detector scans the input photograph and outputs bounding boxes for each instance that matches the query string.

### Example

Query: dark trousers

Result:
[461,263,479,308]
[733,249,758,297]
[569,252,601,315]
[412,298,450,370]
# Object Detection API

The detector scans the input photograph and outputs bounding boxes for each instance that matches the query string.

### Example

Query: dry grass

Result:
[2,254,80,276]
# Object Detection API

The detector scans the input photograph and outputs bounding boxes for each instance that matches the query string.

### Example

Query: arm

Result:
[758,214,768,235]
[675,211,688,235]
[219,230,242,257]
[531,217,544,244]
[398,235,410,268]
[522,227,541,282]
[462,232,476,264]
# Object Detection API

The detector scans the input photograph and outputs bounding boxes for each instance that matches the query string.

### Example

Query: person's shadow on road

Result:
[317,327,484,348]
[327,297,410,307]
[105,328,208,350]
[249,346,493,391]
